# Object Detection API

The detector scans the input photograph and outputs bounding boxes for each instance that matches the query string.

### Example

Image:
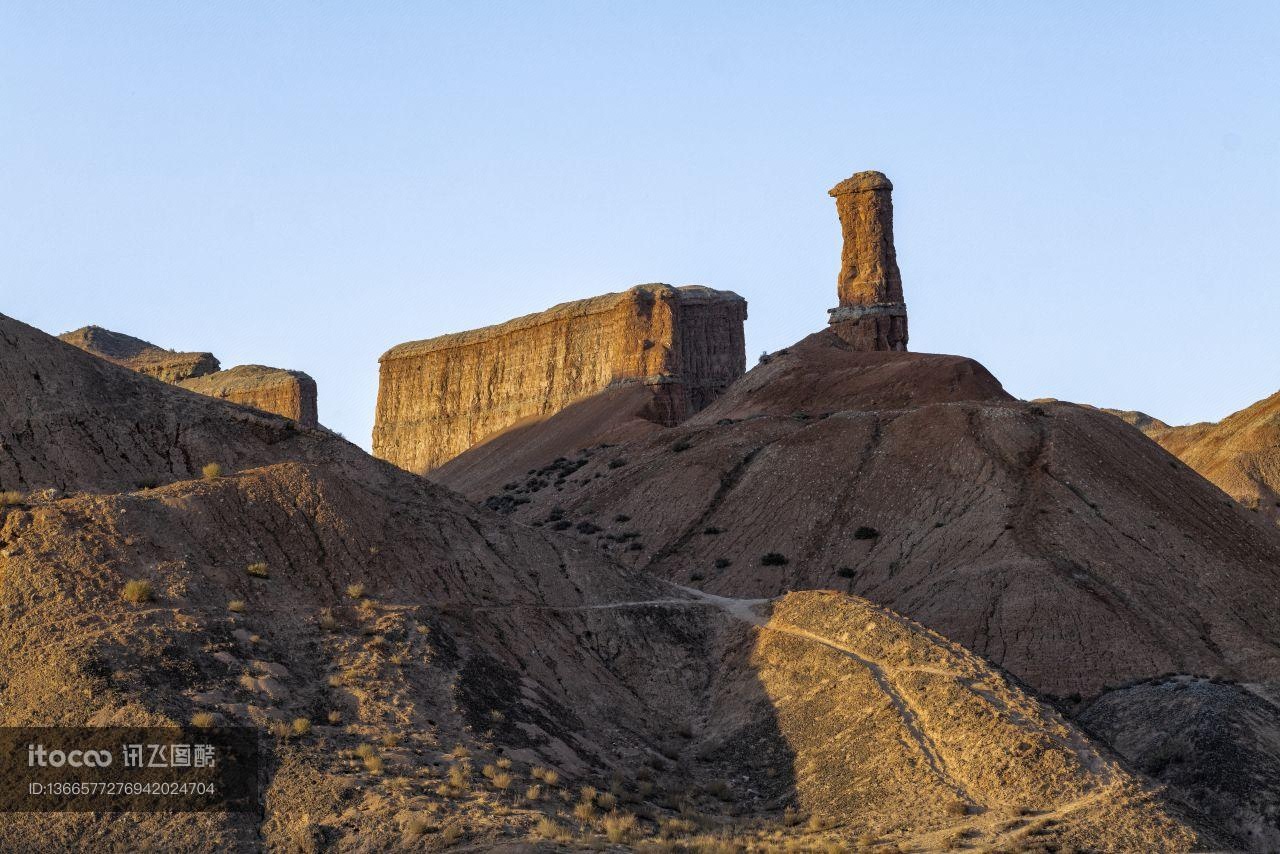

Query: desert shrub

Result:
[535,766,560,786]
[714,558,731,569]
[121,579,154,603]
[580,785,598,803]
[345,582,365,598]
[525,783,542,801]
[363,754,384,774]
[760,552,789,566]
[496,757,512,769]
[533,817,559,838]
[228,599,246,613]
[854,526,879,540]
[191,711,217,729]
[572,801,596,823]
[201,462,222,480]
[291,717,311,736]
[447,763,469,788]
[0,491,25,506]
[660,817,696,837]
[403,814,431,838]
[491,771,513,790]
[355,744,376,759]
[327,710,342,724]
[604,811,638,843]
[482,763,497,779]
[246,562,269,578]
[598,791,618,810]
[381,733,399,748]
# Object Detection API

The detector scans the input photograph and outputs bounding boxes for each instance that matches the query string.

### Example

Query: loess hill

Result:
[0,311,1223,852]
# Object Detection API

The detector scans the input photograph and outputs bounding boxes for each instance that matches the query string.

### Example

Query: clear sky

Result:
[3,3,1277,447]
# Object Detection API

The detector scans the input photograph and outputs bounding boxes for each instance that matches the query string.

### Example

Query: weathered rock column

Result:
[826,171,908,351]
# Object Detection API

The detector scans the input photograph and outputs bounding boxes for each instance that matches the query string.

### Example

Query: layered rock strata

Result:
[827,171,908,350]
[373,284,746,474]
[59,325,220,383]
[59,325,317,426]
[178,365,318,428]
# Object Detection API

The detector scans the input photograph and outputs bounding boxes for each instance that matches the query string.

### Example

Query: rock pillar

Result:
[827,171,908,351]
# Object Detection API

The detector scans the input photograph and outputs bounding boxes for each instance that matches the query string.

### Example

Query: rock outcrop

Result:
[827,171,908,350]
[58,325,318,427]
[59,325,220,383]
[374,283,746,474]
[178,365,318,428]
[3,309,1218,852]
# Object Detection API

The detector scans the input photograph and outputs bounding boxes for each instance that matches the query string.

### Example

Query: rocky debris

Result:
[178,365,318,428]
[57,323,318,427]
[826,171,908,351]
[1081,677,1280,851]
[0,310,1222,851]
[59,324,220,383]
[373,283,746,474]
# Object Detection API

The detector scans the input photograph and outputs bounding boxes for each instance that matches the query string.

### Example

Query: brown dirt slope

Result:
[1141,391,1280,525]
[0,312,1218,851]
[475,328,1280,702]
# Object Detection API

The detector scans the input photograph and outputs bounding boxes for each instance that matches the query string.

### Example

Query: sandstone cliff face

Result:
[57,325,318,427]
[178,365,318,428]
[827,171,908,351]
[59,325,220,383]
[374,283,746,474]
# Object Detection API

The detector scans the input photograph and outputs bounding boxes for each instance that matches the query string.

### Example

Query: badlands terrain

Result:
[3,172,1279,852]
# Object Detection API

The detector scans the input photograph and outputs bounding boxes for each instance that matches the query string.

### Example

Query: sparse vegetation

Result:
[491,770,513,789]
[201,462,222,480]
[318,609,339,631]
[345,582,365,598]
[327,710,342,724]
[604,810,638,843]
[246,562,269,578]
[121,579,154,603]
[363,754,384,774]
[0,491,24,507]
[228,599,246,612]
[761,552,789,566]
[290,717,311,736]
[191,712,216,729]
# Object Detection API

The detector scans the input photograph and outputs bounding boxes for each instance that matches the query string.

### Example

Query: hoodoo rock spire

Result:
[826,170,908,351]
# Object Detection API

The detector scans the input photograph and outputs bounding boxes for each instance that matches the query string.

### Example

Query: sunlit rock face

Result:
[372,283,746,474]
[826,170,908,351]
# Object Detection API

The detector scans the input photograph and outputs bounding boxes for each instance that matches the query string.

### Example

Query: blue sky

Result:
[3,3,1277,447]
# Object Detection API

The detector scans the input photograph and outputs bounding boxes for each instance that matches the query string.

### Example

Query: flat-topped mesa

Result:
[59,325,318,426]
[59,325,220,383]
[826,171,908,351]
[178,365,318,428]
[374,284,747,474]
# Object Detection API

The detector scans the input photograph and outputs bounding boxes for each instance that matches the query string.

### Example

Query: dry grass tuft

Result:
[246,562,269,578]
[190,712,217,729]
[327,710,342,725]
[291,717,311,736]
[201,462,222,480]
[121,579,155,603]
[0,491,25,506]
[491,770,513,790]
[604,811,638,843]
[345,582,366,599]
[227,599,246,613]
[363,754,384,774]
